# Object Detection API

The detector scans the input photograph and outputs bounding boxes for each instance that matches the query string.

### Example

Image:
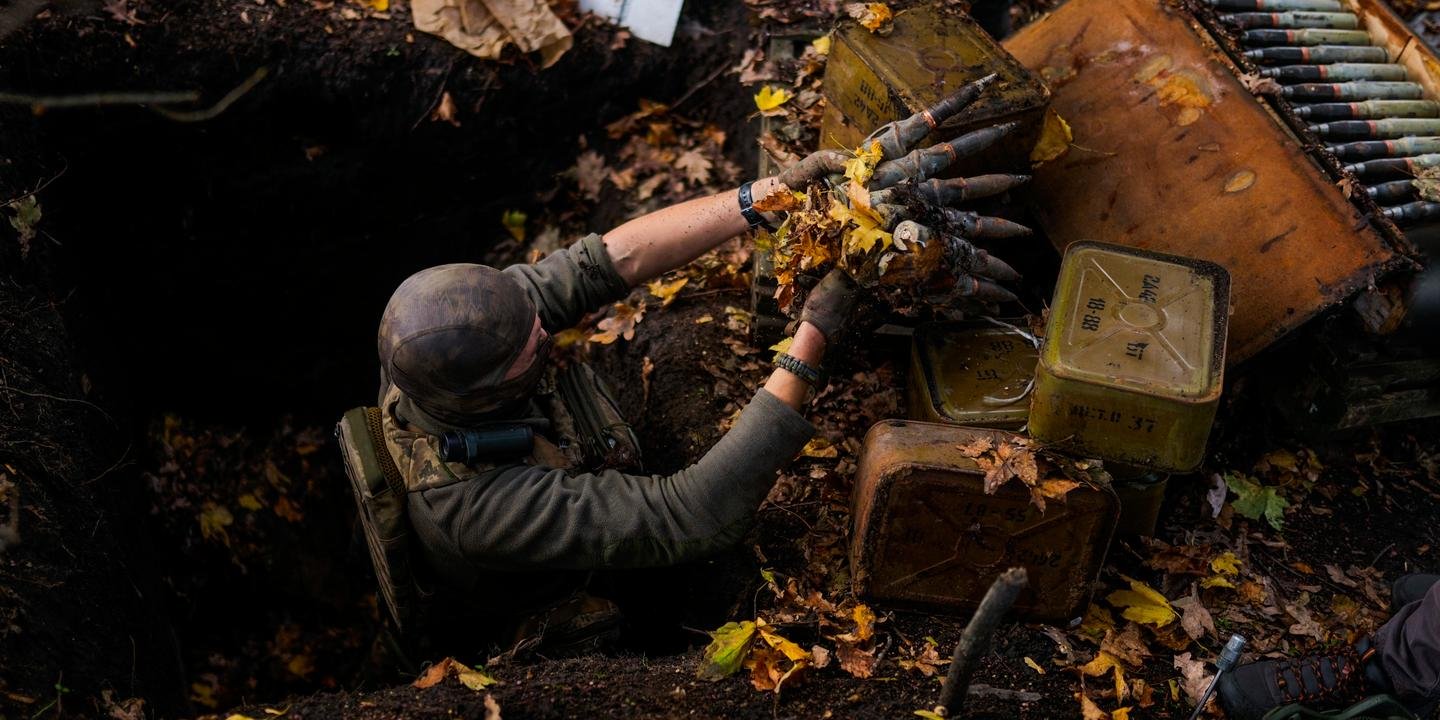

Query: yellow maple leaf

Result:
[1107,576,1177,627]
[646,276,688,308]
[827,196,892,256]
[843,140,883,187]
[812,35,832,55]
[754,86,792,113]
[1113,708,1132,720]
[1030,108,1073,164]
[364,0,388,9]
[1211,551,1242,576]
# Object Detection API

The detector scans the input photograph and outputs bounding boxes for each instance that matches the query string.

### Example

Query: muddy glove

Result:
[798,268,861,343]
[775,148,849,189]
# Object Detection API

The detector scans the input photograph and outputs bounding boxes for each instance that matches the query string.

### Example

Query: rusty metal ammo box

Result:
[820,6,1050,171]
[907,322,1037,429]
[850,420,1119,622]
[1029,242,1231,473]
[1003,0,1411,364]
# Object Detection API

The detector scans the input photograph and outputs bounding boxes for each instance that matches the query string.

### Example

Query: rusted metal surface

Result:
[820,6,1049,172]
[1004,0,1408,363]
[850,420,1119,622]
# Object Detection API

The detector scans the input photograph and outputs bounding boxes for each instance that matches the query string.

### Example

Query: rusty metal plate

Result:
[850,420,1118,622]
[1004,0,1406,363]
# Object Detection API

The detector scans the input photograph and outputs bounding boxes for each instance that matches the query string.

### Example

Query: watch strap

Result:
[738,181,777,232]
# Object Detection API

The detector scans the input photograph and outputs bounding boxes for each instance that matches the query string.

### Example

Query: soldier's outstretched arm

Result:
[424,279,852,570]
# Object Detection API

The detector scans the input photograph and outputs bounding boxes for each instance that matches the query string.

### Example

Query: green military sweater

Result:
[381,234,816,593]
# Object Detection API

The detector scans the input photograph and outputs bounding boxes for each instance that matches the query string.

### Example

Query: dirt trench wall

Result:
[0,0,757,714]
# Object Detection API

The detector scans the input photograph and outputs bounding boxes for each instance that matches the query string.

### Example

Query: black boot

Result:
[1218,641,1388,720]
[1391,573,1439,612]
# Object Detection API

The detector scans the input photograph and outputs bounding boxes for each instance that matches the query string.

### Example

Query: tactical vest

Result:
[336,362,640,630]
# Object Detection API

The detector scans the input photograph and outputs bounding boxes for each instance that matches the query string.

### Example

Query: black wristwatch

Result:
[774,352,827,389]
[738,181,777,232]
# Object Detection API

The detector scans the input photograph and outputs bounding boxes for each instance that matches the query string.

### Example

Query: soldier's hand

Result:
[775,148,850,189]
[798,269,861,342]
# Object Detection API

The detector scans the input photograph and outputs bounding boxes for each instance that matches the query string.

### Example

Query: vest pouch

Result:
[555,363,642,472]
[337,406,415,630]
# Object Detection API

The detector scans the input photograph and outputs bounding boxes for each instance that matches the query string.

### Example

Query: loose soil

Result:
[1,1,1438,719]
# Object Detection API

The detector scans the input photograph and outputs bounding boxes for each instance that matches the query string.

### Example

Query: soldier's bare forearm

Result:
[764,321,827,410]
[602,177,782,286]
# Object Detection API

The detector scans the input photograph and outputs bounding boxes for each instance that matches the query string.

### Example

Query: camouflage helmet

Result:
[378,264,539,422]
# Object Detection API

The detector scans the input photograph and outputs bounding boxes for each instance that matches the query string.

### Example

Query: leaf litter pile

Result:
[115,2,1440,719]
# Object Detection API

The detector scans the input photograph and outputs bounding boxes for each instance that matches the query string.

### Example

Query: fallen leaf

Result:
[846,2,893,34]
[754,86,792,113]
[1079,693,1110,720]
[199,503,234,546]
[573,151,607,201]
[483,694,501,720]
[811,645,832,669]
[957,436,994,458]
[801,437,838,459]
[1172,587,1216,641]
[1173,652,1213,706]
[769,336,793,361]
[646,276,688,308]
[1211,551,1242,576]
[843,140,883,188]
[836,640,877,678]
[589,302,645,344]
[812,35,831,55]
[1030,108,1073,163]
[1226,472,1289,530]
[1107,577,1177,627]
[1024,656,1046,674]
[698,621,758,680]
[676,149,713,186]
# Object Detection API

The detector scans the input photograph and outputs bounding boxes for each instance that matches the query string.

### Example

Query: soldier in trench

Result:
[352,80,1030,654]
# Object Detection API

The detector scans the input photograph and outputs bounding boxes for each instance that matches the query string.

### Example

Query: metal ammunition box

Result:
[1003,0,1411,364]
[850,420,1119,621]
[907,322,1037,429]
[820,6,1049,170]
[1029,242,1231,473]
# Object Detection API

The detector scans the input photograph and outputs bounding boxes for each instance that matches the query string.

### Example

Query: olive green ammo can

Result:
[819,6,1050,171]
[1029,242,1232,473]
